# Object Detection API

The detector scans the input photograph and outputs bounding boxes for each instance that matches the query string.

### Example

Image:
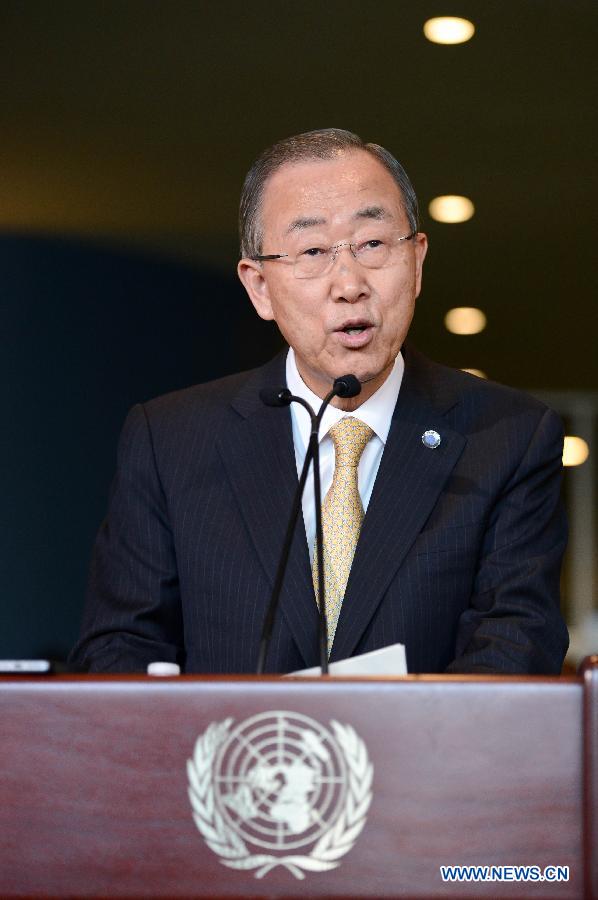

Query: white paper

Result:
[287,642,407,677]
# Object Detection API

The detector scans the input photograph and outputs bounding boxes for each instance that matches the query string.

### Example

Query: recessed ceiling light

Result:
[445,307,487,335]
[563,436,590,467]
[461,368,487,379]
[423,17,475,45]
[429,195,475,223]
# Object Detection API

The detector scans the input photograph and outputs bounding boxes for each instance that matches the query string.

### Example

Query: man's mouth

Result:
[334,319,375,347]
[336,319,373,334]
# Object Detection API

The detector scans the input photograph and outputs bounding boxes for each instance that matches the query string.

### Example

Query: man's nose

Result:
[329,245,369,301]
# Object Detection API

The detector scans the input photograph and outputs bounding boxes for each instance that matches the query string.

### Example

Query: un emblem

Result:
[187,711,373,879]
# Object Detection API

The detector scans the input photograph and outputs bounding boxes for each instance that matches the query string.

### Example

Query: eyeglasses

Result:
[251,231,417,279]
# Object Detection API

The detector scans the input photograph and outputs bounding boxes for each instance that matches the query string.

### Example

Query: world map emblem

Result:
[187,711,373,879]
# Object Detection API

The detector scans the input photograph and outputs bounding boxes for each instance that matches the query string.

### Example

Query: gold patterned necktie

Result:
[313,416,374,655]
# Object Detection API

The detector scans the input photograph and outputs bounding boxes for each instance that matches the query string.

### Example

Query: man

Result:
[71,128,568,674]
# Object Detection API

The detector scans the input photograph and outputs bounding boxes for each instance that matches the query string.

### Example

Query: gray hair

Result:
[239,128,419,259]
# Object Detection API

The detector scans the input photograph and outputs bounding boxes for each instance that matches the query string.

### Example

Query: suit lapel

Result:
[217,352,319,667]
[330,347,467,662]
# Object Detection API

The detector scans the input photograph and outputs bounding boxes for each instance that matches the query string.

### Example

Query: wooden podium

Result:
[2,660,596,899]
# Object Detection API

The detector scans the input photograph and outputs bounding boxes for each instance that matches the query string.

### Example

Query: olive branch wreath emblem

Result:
[186,716,373,880]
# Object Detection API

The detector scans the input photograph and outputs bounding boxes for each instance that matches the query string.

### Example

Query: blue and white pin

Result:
[422,429,441,449]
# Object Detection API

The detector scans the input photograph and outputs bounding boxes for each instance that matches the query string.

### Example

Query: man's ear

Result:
[413,232,428,299]
[237,259,275,321]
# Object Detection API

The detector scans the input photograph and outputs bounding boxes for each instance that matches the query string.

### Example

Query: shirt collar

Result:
[285,347,404,446]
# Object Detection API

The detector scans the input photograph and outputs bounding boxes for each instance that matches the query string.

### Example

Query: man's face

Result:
[238,150,427,404]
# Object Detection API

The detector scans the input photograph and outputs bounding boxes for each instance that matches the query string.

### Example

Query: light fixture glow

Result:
[461,368,487,379]
[445,307,487,335]
[429,195,475,223]
[423,17,475,45]
[563,436,590,467]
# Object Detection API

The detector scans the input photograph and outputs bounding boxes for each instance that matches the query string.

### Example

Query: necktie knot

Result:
[328,417,374,467]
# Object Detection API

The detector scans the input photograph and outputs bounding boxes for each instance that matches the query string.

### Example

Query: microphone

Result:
[260,376,360,410]
[256,375,361,676]
[259,387,293,407]
[333,374,361,399]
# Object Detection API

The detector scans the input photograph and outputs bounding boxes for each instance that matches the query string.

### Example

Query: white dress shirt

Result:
[286,347,404,563]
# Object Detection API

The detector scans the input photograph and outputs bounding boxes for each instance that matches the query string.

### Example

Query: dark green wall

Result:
[1,235,281,659]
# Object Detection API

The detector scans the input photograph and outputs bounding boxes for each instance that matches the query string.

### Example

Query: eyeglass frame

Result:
[249,230,418,278]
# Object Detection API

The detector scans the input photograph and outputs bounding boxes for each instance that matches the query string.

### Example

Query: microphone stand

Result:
[256,376,361,676]
[310,384,342,673]
[256,394,317,674]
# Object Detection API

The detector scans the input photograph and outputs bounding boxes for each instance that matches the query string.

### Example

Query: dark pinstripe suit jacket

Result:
[72,345,568,674]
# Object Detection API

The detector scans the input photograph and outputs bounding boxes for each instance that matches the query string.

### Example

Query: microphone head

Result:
[259,387,293,407]
[333,374,361,399]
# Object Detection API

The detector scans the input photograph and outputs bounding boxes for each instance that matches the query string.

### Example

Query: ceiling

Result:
[1,0,596,389]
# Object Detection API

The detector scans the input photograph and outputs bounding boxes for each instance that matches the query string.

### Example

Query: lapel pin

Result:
[422,430,441,449]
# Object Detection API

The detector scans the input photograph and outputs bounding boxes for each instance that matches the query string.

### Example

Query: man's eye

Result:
[301,247,326,257]
[363,239,384,250]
